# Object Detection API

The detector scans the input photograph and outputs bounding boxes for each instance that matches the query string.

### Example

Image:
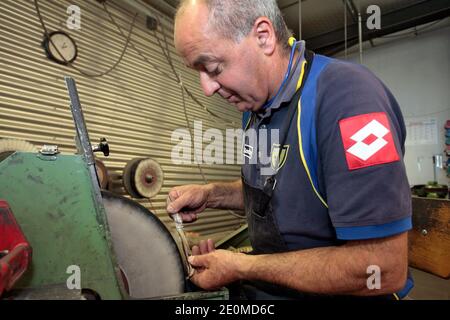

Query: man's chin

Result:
[231,101,254,112]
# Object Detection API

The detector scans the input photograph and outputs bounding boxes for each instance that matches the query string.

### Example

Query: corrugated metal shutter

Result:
[0,0,246,242]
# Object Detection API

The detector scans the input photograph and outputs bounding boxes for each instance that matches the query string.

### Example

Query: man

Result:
[167,0,413,299]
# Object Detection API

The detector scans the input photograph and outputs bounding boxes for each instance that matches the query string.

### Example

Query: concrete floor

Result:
[408,268,450,300]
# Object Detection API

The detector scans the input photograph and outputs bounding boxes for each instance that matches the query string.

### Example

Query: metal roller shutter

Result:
[0,0,246,242]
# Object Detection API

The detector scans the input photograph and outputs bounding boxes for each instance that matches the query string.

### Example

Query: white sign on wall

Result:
[405,118,438,146]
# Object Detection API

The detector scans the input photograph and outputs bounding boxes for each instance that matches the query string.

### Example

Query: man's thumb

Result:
[188,255,207,267]
[167,196,185,214]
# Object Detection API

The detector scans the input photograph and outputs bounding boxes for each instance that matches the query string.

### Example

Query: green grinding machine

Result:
[0,77,228,300]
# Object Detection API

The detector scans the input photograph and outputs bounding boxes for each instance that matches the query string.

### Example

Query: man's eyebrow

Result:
[192,55,217,67]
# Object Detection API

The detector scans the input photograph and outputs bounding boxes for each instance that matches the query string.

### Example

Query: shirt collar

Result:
[257,40,306,120]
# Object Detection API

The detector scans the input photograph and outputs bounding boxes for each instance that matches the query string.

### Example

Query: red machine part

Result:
[0,200,32,297]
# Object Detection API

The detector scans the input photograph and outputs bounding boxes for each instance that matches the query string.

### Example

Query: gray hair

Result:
[176,0,292,53]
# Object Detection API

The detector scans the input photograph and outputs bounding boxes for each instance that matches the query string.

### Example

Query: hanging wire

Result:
[404,107,450,119]
[102,2,178,82]
[103,3,242,185]
[102,3,237,127]
[298,0,302,40]
[344,0,348,59]
[147,197,157,214]
[379,18,447,39]
[105,3,245,218]
[33,0,245,219]
[34,0,137,78]
[169,32,246,220]
[179,80,208,184]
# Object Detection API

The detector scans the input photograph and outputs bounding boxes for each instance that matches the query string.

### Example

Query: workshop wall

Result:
[340,21,450,186]
[0,0,246,241]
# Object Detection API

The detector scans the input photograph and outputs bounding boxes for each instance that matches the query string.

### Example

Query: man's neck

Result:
[267,49,299,101]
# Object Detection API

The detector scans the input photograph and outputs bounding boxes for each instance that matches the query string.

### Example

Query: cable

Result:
[34,0,137,78]
[102,3,178,82]
[179,67,245,221]
[379,18,447,40]
[151,18,236,126]
[344,0,348,59]
[103,3,237,127]
[147,198,157,214]
[404,107,450,119]
[104,4,242,198]
[154,18,245,219]
[140,10,245,218]
[35,0,245,218]
[107,4,243,218]
[182,77,245,219]
[154,14,176,75]
[179,81,208,183]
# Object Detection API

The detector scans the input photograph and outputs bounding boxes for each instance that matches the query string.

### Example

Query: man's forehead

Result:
[175,28,223,68]
[176,37,215,66]
[192,54,218,67]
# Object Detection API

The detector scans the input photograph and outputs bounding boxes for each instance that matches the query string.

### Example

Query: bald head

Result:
[174,0,294,113]
[176,0,290,50]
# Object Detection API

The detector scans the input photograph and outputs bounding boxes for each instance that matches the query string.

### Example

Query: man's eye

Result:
[207,66,222,76]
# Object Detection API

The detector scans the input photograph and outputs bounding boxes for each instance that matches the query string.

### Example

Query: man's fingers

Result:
[189,268,219,291]
[189,270,202,288]
[207,239,215,252]
[199,240,208,254]
[167,189,180,203]
[192,245,200,256]
[167,196,200,221]
[166,198,180,214]
[181,213,197,223]
[188,254,208,268]
[167,192,191,214]
[199,239,215,253]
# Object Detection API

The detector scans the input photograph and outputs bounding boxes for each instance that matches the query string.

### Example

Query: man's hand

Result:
[166,184,212,222]
[192,239,215,255]
[188,250,247,291]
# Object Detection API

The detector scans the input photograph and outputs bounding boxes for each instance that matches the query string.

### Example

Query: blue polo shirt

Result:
[242,46,413,298]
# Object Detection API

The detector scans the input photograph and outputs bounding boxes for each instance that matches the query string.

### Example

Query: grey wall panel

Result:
[0,0,246,242]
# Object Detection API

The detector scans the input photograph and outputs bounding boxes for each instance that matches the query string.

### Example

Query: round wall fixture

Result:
[42,31,78,65]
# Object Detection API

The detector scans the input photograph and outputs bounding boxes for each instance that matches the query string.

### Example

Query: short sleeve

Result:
[315,61,412,240]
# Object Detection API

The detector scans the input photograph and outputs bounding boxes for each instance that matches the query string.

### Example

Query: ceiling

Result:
[279,0,420,38]
[142,0,450,55]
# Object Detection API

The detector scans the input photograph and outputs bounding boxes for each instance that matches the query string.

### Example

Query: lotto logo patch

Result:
[339,112,399,170]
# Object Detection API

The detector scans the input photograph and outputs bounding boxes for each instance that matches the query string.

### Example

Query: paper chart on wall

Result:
[405,118,438,146]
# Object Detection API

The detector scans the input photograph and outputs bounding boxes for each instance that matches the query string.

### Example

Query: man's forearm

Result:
[237,233,408,296]
[206,179,244,210]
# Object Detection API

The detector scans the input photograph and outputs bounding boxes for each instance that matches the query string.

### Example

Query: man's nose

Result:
[199,72,220,97]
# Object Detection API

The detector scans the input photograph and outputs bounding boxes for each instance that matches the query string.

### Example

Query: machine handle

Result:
[92,138,110,157]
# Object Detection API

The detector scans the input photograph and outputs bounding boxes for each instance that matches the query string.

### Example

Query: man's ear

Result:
[252,17,277,56]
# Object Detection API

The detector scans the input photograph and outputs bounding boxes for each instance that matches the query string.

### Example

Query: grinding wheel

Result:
[122,158,142,198]
[101,191,185,298]
[123,158,164,198]
[95,159,109,190]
